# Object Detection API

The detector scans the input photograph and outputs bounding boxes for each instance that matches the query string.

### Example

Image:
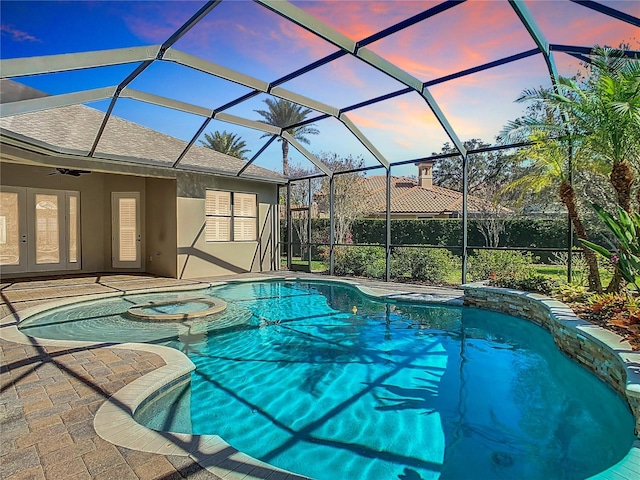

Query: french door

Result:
[0,187,80,274]
[111,192,141,269]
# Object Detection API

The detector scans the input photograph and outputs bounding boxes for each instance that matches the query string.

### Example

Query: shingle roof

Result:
[0,80,286,183]
[363,175,505,215]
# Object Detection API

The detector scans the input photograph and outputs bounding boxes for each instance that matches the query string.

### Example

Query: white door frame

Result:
[111,192,141,269]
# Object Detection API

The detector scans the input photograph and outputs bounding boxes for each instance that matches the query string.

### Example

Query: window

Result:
[206,190,257,242]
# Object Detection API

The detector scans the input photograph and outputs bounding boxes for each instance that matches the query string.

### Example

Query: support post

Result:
[329,175,335,275]
[308,178,312,267]
[286,182,292,270]
[567,141,574,283]
[386,168,392,282]
[461,153,469,284]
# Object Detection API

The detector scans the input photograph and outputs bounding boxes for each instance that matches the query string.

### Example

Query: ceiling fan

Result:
[49,168,91,177]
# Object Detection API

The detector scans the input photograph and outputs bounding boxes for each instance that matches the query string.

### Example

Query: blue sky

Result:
[1,0,639,177]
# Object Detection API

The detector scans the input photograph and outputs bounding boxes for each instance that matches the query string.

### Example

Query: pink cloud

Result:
[1,24,40,42]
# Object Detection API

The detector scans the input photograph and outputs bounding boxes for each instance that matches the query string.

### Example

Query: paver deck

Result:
[1,274,219,480]
[1,272,463,480]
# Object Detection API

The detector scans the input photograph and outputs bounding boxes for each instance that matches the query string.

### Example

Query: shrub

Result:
[492,274,557,295]
[333,246,386,279]
[391,247,460,284]
[467,250,535,282]
[553,284,592,303]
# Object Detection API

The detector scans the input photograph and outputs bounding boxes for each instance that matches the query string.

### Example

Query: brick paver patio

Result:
[1,274,220,480]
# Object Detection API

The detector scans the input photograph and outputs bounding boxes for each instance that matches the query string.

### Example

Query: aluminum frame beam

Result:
[256,0,357,53]
[0,87,117,117]
[214,112,282,135]
[237,135,278,177]
[570,0,640,27]
[0,46,160,79]
[269,86,339,117]
[255,0,467,157]
[509,0,560,82]
[163,48,269,92]
[282,132,333,177]
[89,0,222,157]
[121,88,213,118]
[338,113,390,169]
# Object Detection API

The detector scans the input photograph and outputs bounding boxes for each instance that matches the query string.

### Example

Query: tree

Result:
[506,47,640,213]
[432,139,520,195]
[199,130,249,160]
[255,98,319,176]
[287,164,322,262]
[503,46,640,292]
[432,139,521,247]
[500,131,606,292]
[314,153,369,244]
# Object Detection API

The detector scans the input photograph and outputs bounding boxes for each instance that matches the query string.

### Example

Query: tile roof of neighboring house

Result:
[363,175,506,215]
[0,80,286,183]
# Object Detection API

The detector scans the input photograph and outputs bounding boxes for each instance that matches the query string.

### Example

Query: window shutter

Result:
[119,198,137,261]
[206,217,231,241]
[233,218,256,241]
[206,190,231,216]
[235,193,256,217]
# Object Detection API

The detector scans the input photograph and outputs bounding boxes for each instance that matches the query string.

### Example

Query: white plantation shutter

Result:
[205,190,257,241]
[68,194,78,263]
[206,217,231,241]
[233,193,257,241]
[233,218,256,241]
[119,198,137,261]
[235,193,256,218]
[205,190,232,241]
[206,190,231,215]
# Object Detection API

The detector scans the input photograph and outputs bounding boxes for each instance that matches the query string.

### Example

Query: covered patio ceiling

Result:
[0,0,639,180]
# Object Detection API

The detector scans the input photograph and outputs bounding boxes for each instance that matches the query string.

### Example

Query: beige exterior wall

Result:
[176,172,280,279]
[1,158,281,280]
[0,163,148,276]
[145,178,177,278]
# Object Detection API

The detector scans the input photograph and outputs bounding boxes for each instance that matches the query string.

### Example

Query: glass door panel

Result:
[34,194,61,265]
[67,193,80,268]
[0,187,27,273]
[1,187,80,275]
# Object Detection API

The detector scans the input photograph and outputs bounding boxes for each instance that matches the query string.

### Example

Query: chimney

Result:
[417,161,433,189]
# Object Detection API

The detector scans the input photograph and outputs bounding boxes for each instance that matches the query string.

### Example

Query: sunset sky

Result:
[1,0,639,177]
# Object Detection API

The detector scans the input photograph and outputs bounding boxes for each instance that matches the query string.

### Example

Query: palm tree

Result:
[200,130,249,160]
[502,47,640,292]
[508,47,640,213]
[500,132,607,292]
[255,98,319,176]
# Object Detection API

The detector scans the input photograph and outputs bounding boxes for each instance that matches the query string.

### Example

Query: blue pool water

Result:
[20,281,635,480]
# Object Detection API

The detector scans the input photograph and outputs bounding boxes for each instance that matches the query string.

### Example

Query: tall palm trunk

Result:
[610,160,634,213]
[282,140,290,176]
[606,160,635,292]
[559,181,603,292]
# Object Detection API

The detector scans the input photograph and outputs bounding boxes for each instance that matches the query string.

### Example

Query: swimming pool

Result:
[19,280,636,480]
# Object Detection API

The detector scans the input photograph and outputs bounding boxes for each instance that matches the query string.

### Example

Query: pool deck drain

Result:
[1,272,639,480]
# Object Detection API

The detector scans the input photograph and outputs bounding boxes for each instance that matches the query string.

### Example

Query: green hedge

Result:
[283,217,573,250]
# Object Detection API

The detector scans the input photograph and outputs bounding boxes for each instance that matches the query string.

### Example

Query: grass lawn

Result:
[533,264,613,286]
[283,258,328,272]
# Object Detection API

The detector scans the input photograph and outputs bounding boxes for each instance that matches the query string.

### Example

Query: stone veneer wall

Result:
[462,283,640,436]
